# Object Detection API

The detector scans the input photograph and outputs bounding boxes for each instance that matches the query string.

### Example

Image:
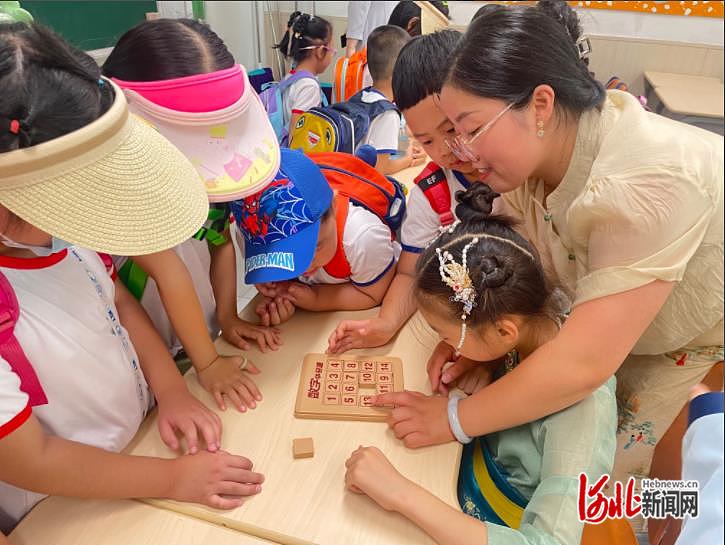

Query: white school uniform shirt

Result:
[282,72,323,129]
[114,238,219,357]
[356,88,400,156]
[0,248,152,532]
[400,167,472,254]
[301,204,401,286]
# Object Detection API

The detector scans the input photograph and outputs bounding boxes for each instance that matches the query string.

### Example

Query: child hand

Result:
[171,450,264,509]
[327,317,396,354]
[197,355,263,412]
[156,386,222,454]
[344,446,413,512]
[405,143,425,168]
[255,296,296,326]
[220,314,282,352]
[282,282,317,308]
[255,281,293,299]
[454,364,495,395]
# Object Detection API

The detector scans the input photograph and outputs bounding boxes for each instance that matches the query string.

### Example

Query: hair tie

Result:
[8,119,20,135]
[98,78,105,88]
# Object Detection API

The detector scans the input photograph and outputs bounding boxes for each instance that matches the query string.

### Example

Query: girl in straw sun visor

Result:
[0,22,263,532]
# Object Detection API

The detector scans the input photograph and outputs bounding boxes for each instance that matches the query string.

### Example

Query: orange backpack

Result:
[307,151,406,279]
[333,48,367,103]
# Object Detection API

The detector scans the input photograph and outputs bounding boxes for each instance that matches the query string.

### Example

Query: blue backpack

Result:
[287,87,399,155]
[258,70,329,146]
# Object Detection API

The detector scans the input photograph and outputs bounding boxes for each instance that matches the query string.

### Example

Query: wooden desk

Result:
[643,71,724,134]
[644,71,722,91]
[123,307,460,545]
[653,83,724,119]
[9,497,269,545]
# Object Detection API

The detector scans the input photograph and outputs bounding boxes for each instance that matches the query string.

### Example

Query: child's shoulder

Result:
[343,203,391,241]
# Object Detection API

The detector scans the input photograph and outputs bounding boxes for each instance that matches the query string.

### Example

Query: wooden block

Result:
[341,382,358,396]
[325,382,340,393]
[342,395,357,406]
[376,383,392,394]
[323,393,340,405]
[343,360,360,372]
[362,361,375,372]
[376,361,392,373]
[292,437,314,459]
[327,360,342,370]
[326,371,341,382]
[359,395,374,407]
[343,372,358,383]
[377,373,392,384]
[359,371,375,386]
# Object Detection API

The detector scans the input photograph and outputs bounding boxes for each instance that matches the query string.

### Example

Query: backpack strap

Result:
[414,162,454,226]
[347,87,399,120]
[0,271,48,406]
[323,195,352,279]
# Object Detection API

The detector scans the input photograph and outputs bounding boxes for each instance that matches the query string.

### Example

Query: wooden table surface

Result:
[644,70,722,90]
[122,306,460,545]
[654,83,724,119]
[9,497,270,545]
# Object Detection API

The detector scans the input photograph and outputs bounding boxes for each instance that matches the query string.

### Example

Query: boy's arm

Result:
[114,278,221,453]
[328,250,418,353]
[132,250,217,370]
[286,262,396,311]
[375,150,424,176]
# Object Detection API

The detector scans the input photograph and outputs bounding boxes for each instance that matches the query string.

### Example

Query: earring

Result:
[536,120,545,138]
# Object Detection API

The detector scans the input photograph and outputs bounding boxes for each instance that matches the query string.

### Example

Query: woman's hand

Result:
[372,391,454,448]
[196,355,262,412]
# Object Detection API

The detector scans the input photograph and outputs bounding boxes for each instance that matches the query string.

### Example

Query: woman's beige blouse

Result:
[503,90,723,354]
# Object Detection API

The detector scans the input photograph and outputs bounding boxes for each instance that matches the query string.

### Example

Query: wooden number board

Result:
[295,353,403,422]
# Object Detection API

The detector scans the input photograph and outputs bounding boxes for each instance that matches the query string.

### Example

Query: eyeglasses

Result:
[444,102,514,163]
[299,44,338,56]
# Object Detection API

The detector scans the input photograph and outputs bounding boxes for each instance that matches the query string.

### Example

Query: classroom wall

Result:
[156,1,723,96]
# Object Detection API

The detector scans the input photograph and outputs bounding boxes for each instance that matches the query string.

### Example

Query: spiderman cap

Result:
[231,148,333,284]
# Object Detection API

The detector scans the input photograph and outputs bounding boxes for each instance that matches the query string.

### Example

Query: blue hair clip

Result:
[98,78,105,87]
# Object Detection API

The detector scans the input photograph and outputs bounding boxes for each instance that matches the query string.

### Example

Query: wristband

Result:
[447,391,473,444]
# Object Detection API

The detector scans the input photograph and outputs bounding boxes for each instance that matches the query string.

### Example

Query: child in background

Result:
[274,12,334,140]
[357,25,423,175]
[345,185,616,545]
[103,18,283,413]
[0,23,262,532]
[329,30,484,354]
[230,149,400,326]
